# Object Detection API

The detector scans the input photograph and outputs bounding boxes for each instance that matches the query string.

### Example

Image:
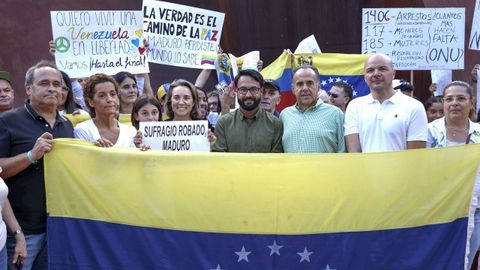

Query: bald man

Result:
[344,54,427,153]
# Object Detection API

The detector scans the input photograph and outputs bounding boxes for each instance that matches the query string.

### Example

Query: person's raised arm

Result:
[195,69,212,89]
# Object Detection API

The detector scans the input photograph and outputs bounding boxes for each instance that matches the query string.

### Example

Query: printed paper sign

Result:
[431,70,452,96]
[51,10,149,78]
[140,121,209,152]
[362,8,465,70]
[469,0,480,50]
[142,0,225,69]
[294,35,322,54]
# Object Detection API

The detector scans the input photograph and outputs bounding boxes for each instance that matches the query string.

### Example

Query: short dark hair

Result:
[131,94,163,129]
[83,73,119,118]
[25,60,59,85]
[165,79,200,120]
[332,81,353,100]
[444,80,473,99]
[394,80,415,92]
[234,69,265,88]
[424,96,443,111]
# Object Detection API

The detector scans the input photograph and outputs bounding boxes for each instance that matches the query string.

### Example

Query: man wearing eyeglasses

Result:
[329,81,353,113]
[280,65,345,153]
[0,71,15,114]
[213,69,283,153]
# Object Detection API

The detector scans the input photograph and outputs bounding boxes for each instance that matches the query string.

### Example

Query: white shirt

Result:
[345,91,428,153]
[0,176,8,250]
[74,119,137,147]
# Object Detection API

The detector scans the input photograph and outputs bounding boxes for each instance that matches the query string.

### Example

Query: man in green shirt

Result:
[280,65,345,153]
[213,69,283,153]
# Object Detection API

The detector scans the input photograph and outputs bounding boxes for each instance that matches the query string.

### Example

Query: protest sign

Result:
[477,69,480,109]
[362,8,465,70]
[470,0,480,50]
[140,120,209,152]
[51,10,148,78]
[430,70,452,96]
[294,35,322,54]
[142,0,225,69]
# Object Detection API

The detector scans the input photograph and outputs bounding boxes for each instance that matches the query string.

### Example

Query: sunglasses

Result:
[329,93,339,98]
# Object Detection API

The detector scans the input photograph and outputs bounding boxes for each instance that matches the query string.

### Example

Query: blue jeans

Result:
[0,245,7,270]
[468,209,480,269]
[7,233,47,270]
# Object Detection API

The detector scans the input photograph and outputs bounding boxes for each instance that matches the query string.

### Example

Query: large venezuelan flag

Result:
[261,52,370,111]
[45,139,480,269]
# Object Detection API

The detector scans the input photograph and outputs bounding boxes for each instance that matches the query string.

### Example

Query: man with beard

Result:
[0,71,14,114]
[281,65,345,153]
[261,79,281,117]
[213,69,283,152]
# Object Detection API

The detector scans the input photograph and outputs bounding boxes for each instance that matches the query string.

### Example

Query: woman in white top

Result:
[74,74,136,147]
[427,81,480,269]
[0,167,26,269]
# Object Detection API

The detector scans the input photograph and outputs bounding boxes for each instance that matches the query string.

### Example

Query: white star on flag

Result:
[328,77,334,83]
[235,246,251,262]
[297,247,313,263]
[324,264,336,270]
[335,77,342,82]
[209,264,225,270]
[321,80,327,86]
[267,240,283,256]
[353,90,358,96]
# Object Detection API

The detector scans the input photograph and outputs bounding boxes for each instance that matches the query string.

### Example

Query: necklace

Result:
[446,126,469,137]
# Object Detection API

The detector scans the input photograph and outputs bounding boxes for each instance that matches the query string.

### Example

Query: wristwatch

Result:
[10,229,22,236]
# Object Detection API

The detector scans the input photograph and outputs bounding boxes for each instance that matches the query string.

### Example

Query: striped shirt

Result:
[280,99,345,153]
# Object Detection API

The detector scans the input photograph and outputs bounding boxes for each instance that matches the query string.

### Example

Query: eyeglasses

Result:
[329,93,339,98]
[237,87,261,95]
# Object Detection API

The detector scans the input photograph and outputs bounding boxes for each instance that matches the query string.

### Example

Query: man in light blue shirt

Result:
[280,65,345,153]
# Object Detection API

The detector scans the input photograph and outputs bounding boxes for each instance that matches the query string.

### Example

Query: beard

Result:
[238,97,260,111]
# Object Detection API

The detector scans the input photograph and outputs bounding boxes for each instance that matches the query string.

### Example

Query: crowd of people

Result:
[0,51,479,269]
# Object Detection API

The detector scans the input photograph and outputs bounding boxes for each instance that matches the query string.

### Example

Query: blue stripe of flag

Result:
[48,217,467,270]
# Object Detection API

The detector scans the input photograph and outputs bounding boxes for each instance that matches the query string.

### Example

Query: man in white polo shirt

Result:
[344,53,428,153]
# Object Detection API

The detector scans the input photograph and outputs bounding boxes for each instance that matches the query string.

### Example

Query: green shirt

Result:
[280,99,345,153]
[213,108,283,153]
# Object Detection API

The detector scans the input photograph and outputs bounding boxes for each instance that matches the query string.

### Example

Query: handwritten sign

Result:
[50,10,149,78]
[469,0,480,50]
[362,8,465,70]
[142,0,225,69]
[140,121,209,152]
